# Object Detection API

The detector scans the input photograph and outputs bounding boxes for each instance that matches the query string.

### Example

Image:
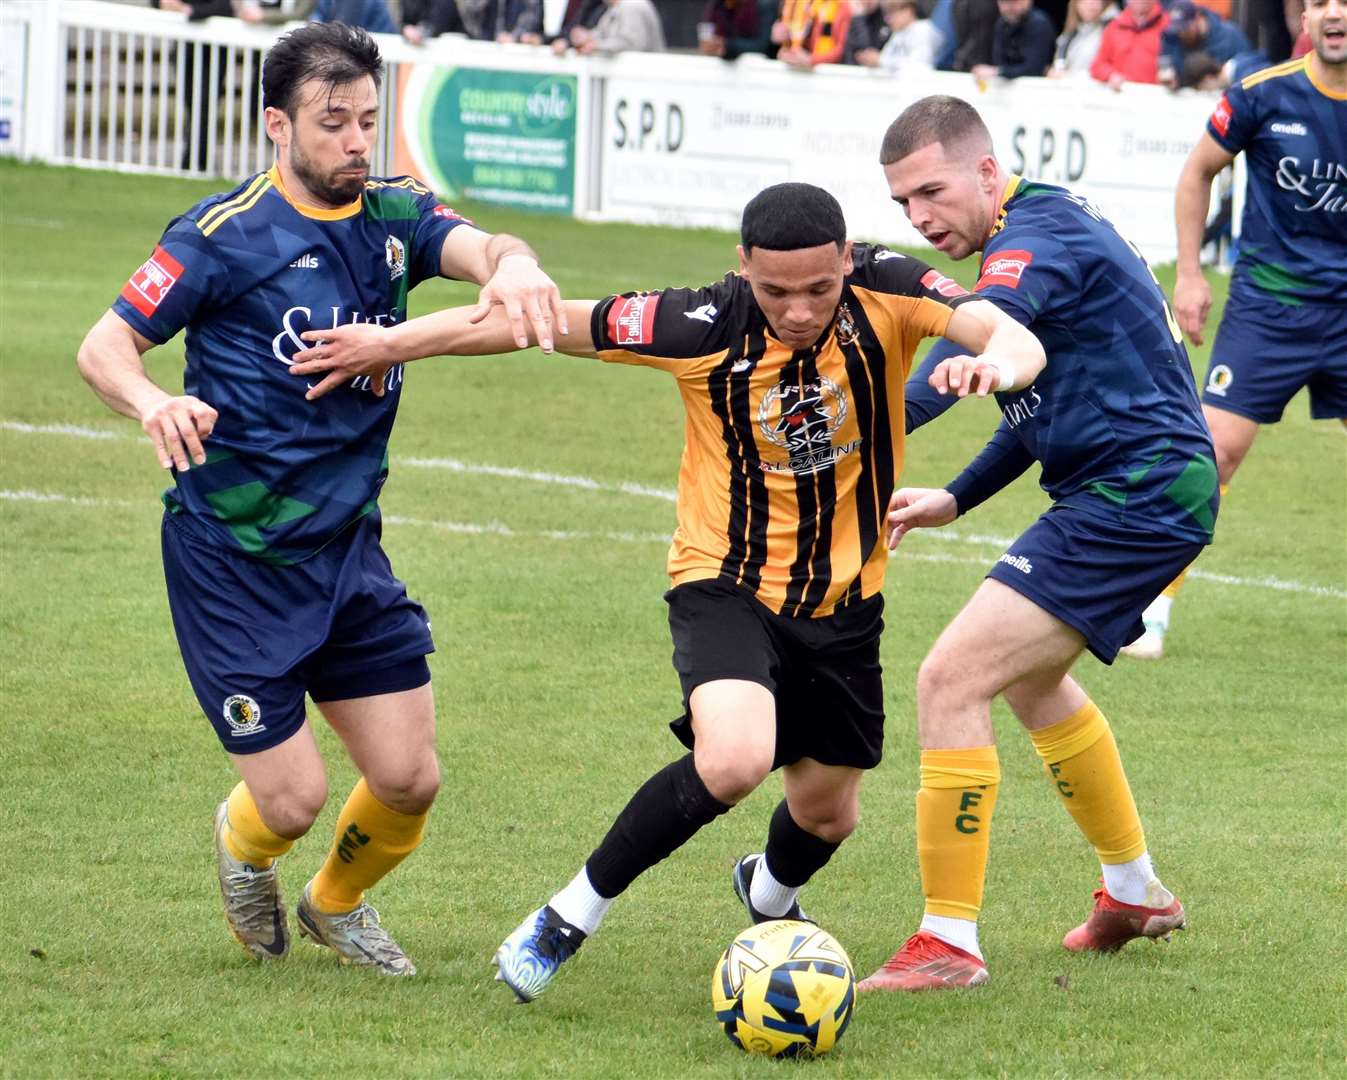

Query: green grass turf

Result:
[2,159,1344,1078]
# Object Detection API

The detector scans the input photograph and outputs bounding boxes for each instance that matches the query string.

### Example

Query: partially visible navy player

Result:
[75,22,567,976]
[1125,0,1347,660]
[861,95,1218,993]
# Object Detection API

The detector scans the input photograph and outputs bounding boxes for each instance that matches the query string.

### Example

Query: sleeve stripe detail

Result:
[198,175,273,237]
[1240,56,1306,90]
[367,176,432,195]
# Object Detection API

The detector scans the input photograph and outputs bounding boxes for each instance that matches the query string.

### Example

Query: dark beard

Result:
[290,147,367,206]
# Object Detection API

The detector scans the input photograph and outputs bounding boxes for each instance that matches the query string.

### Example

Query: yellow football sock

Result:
[223,782,294,867]
[1029,701,1145,864]
[309,778,428,914]
[916,746,1001,920]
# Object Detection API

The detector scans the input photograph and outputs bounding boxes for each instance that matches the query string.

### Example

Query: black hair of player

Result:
[740,183,847,254]
[879,95,992,166]
[262,22,383,117]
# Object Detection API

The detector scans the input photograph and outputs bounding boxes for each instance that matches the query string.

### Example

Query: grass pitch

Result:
[2,159,1344,1078]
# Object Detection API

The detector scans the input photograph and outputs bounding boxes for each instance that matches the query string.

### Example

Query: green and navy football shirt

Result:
[954,176,1219,545]
[112,166,468,564]
[1208,56,1347,307]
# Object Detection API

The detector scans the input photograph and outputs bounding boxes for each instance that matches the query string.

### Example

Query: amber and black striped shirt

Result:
[590,244,974,618]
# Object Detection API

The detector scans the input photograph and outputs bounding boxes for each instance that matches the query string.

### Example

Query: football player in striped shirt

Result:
[77,22,566,976]
[864,94,1217,990]
[1124,0,1346,659]
[291,180,1047,1002]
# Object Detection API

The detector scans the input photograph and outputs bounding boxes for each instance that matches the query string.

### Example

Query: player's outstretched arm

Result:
[292,301,599,400]
[1174,133,1236,346]
[885,487,958,549]
[76,309,217,471]
[438,226,569,352]
[937,298,1046,397]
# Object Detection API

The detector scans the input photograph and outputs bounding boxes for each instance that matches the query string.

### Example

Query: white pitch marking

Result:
[2,425,1344,602]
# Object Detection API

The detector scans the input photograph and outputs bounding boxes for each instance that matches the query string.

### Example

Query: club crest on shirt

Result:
[222,694,265,737]
[385,235,406,281]
[758,375,858,476]
[835,303,859,346]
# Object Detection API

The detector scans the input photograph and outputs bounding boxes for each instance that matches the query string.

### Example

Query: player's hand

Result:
[928,355,1009,398]
[294,323,395,400]
[467,254,567,352]
[1172,273,1213,346]
[886,487,958,549]
[140,394,217,471]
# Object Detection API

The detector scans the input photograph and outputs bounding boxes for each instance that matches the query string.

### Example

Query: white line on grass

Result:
[4,424,1345,601]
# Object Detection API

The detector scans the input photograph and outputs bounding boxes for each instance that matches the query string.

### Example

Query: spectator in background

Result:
[699,0,777,59]
[972,0,1057,80]
[877,0,943,71]
[550,0,606,53]
[950,0,999,70]
[460,0,543,42]
[401,0,468,43]
[1158,0,1250,88]
[773,0,853,67]
[310,0,397,32]
[236,0,316,24]
[1048,0,1117,78]
[1090,0,1168,88]
[570,0,666,53]
[845,0,891,64]
[151,0,235,172]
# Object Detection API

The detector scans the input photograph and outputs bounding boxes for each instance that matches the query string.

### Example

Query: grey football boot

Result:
[213,801,290,960]
[296,882,417,976]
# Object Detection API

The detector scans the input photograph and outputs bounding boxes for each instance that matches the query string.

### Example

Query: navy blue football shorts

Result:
[1202,295,1347,423]
[986,507,1207,665]
[161,510,434,754]
[664,577,885,770]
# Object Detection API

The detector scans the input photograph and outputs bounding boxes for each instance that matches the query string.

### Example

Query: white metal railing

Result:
[3,0,1229,265]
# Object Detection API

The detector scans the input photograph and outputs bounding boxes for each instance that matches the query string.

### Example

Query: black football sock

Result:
[763,798,841,888]
[584,753,731,898]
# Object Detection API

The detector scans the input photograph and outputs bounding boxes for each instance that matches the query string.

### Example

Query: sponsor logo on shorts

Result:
[997,552,1033,574]
[1206,364,1234,396]
[223,694,265,736]
[607,293,660,346]
[121,245,183,318]
[1270,121,1307,137]
[1210,95,1232,137]
[920,268,968,299]
[385,235,406,282]
[976,250,1033,290]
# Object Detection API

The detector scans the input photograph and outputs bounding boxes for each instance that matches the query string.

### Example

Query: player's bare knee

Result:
[916,649,981,713]
[258,782,327,838]
[368,754,441,815]
[793,803,858,844]
[695,743,772,804]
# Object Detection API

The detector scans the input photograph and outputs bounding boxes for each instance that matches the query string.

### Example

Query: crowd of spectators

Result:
[151,0,1313,86]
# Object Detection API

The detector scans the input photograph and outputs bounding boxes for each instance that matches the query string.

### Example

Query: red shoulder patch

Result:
[606,293,661,347]
[920,268,968,299]
[975,249,1034,290]
[120,245,184,318]
[1210,94,1232,138]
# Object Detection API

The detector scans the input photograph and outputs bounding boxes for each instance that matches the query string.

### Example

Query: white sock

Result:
[1142,594,1173,629]
[1102,852,1159,905]
[548,868,612,936]
[920,913,982,960]
[750,854,800,918]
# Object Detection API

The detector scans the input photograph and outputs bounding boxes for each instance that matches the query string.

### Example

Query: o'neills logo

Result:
[997,552,1033,574]
[1270,121,1307,136]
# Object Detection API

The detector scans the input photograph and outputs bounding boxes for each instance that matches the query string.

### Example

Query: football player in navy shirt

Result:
[1125,0,1346,659]
[861,95,1217,991]
[76,22,567,976]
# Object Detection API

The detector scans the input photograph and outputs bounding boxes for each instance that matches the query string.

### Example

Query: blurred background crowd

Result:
[148,0,1313,91]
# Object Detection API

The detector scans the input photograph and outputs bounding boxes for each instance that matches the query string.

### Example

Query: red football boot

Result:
[858,930,989,992]
[1062,883,1186,953]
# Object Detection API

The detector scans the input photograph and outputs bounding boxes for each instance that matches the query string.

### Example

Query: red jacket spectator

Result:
[1090,0,1169,86]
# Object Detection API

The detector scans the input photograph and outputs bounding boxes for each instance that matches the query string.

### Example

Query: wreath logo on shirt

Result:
[758,375,854,475]
[385,235,406,282]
